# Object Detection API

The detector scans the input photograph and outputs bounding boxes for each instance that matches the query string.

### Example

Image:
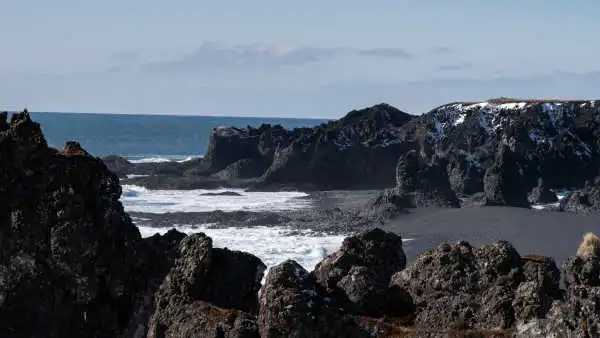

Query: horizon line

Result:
[10,110,337,121]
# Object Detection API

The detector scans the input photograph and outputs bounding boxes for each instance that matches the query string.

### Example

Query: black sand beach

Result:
[384,206,600,266]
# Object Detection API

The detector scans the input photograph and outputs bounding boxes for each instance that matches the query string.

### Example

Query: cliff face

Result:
[108,99,600,206]
[420,100,600,193]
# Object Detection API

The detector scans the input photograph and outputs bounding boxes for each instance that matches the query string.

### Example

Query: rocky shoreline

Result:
[3,107,600,337]
[106,99,600,214]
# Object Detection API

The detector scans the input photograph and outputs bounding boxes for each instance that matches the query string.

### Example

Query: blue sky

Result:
[1,1,599,118]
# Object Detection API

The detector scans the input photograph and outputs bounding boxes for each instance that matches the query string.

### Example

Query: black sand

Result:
[387,206,600,267]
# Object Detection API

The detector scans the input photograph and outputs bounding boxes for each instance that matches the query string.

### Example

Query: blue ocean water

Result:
[29,112,328,161]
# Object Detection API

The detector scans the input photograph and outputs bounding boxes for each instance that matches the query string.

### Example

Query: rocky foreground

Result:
[106,99,600,212]
[1,112,600,337]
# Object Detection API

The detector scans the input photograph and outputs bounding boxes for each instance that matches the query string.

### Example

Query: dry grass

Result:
[446,97,597,106]
[57,147,87,157]
[520,254,552,263]
[577,232,600,259]
[358,316,514,337]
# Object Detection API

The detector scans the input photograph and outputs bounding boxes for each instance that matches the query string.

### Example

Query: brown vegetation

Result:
[577,232,600,259]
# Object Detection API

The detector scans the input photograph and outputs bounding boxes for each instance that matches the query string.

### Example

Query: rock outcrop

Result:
[390,241,561,330]
[483,145,530,207]
[109,103,416,191]
[146,233,266,338]
[527,178,558,205]
[105,100,600,213]
[312,229,412,317]
[0,111,147,337]
[560,178,600,213]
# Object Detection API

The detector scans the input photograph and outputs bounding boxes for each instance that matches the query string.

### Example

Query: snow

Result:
[453,113,466,126]
[497,102,527,110]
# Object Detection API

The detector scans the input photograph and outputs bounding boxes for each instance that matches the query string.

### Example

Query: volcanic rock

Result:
[0,111,146,338]
[527,178,558,205]
[390,241,561,330]
[560,178,600,213]
[483,145,530,207]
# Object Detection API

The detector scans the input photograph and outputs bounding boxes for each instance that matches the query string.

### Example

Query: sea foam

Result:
[121,185,312,213]
[138,224,347,272]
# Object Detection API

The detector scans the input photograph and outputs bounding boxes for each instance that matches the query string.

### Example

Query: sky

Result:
[1,1,599,118]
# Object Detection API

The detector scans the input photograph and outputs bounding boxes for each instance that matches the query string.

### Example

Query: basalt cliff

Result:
[2,110,600,337]
[108,99,600,211]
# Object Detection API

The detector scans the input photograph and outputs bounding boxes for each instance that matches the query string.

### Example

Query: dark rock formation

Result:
[312,228,412,317]
[146,233,265,337]
[483,145,530,207]
[101,155,134,177]
[527,178,558,205]
[388,150,460,208]
[103,100,600,200]
[215,159,268,181]
[201,191,243,197]
[0,111,147,337]
[518,234,600,336]
[7,110,600,337]
[390,241,561,331]
[258,260,372,338]
[106,103,415,191]
[560,178,600,213]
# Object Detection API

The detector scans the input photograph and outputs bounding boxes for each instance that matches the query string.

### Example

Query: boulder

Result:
[258,260,369,338]
[146,233,265,338]
[312,228,411,317]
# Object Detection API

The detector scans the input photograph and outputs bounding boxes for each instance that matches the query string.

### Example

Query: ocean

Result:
[31,112,350,273]
[31,112,328,162]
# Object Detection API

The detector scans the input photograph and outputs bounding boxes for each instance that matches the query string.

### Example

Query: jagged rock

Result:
[390,241,560,331]
[146,233,265,338]
[518,234,600,337]
[560,178,600,213]
[527,178,558,205]
[258,104,414,190]
[0,111,146,338]
[258,260,369,338]
[368,150,460,216]
[484,145,530,207]
[312,228,411,317]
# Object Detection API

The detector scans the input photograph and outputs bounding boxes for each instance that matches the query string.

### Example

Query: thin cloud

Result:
[143,42,412,73]
[358,48,412,58]
[437,62,473,71]
[431,46,454,54]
